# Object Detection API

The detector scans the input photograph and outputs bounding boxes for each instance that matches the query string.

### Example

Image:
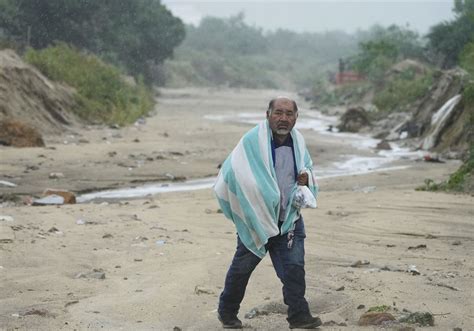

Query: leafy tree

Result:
[0,0,185,84]
[427,0,474,68]
[352,24,425,82]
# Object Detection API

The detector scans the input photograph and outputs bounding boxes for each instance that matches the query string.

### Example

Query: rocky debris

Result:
[244,307,269,319]
[337,106,371,132]
[194,285,214,295]
[335,286,345,291]
[431,282,459,291]
[322,320,348,326]
[358,311,395,326]
[452,240,462,246]
[399,312,434,326]
[0,120,45,147]
[407,265,421,275]
[43,189,76,204]
[351,260,370,267]
[48,172,65,179]
[20,308,53,317]
[32,195,65,206]
[357,304,366,309]
[376,140,392,150]
[0,225,15,243]
[408,244,427,250]
[75,269,106,280]
[0,49,78,136]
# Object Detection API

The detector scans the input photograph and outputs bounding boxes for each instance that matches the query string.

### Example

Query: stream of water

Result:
[78,107,424,202]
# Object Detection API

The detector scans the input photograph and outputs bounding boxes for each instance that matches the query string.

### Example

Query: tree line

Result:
[0,0,185,84]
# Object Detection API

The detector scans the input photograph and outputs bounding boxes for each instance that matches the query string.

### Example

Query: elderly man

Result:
[214,97,321,329]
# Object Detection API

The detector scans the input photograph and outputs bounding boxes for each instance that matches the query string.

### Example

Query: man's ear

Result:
[266,110,270,119]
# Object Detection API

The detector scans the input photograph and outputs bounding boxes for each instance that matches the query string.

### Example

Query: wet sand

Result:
[0,88,473,330]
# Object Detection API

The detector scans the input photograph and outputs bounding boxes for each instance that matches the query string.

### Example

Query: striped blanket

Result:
[214,120,318,258]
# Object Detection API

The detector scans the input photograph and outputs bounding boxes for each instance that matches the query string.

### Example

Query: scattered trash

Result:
[65,300,79,307]
[194,285,215,295]
[423,155,444,163]
[244,307,268,319]
[43,189,76,204]
[32,195,65,206]
[322,320,348,326]
[0,215,14,222]
[399,312,434,326]
[49,172,65,179]
[407,265,420,275]
[0,180,16,187]
[408,244,427,250]
[47,227,62,235]
[432,282,459,291]
[75,269,106,280]
[351,260,370,267]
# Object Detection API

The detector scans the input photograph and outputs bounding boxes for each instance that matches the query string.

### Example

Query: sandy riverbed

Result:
[0,88,473,330]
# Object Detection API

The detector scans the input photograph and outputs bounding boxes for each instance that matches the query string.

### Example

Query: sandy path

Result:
[0,88,473,330]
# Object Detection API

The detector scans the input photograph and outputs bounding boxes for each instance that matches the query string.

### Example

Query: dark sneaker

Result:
[288,315,322,329]
[218,313,243,329]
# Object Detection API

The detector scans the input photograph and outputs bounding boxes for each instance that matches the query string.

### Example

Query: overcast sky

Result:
[161,0,455,35]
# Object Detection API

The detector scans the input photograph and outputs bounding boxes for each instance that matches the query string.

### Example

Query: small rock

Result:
[351,260,370,267]
[407,265,420,275]
[102,234,113,239]
[194,285,214,295]
[133,138,140,143]
[376,140,392,150]
[358,312,395,326]
[452,240,462,246]
[408,244,427,250]
[173,327,182,331]
[357,304,365,309]
[49,172,65,179]
[75,269,105,280]
[453,327,462,331]
[336,286,345,291]
[43,189,76,204]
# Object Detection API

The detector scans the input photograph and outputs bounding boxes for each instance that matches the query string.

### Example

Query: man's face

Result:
[266,98,298,136]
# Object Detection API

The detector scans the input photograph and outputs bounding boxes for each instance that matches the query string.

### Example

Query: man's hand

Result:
[297,172,308,186]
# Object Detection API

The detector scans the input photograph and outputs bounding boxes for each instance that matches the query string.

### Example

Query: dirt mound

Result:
[388,68,471,154]
[337,106,371,132]
[0,119,45,147]
[0,49,79,136]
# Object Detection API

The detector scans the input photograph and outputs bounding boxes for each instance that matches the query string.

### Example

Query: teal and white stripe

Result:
[214,120,318,258]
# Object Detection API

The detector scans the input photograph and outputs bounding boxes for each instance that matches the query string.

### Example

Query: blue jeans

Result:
[218,217,310,323]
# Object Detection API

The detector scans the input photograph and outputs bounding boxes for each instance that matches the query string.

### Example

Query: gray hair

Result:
[267,97,298,113]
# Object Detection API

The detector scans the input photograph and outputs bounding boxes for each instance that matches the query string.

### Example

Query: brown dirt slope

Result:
[0,49,79,135]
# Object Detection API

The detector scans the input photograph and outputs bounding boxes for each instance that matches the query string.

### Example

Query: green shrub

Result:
[24,43,154,125]
[373,69,433,114]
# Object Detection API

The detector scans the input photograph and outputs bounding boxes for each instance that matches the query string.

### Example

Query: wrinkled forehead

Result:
[272,98,296,111]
